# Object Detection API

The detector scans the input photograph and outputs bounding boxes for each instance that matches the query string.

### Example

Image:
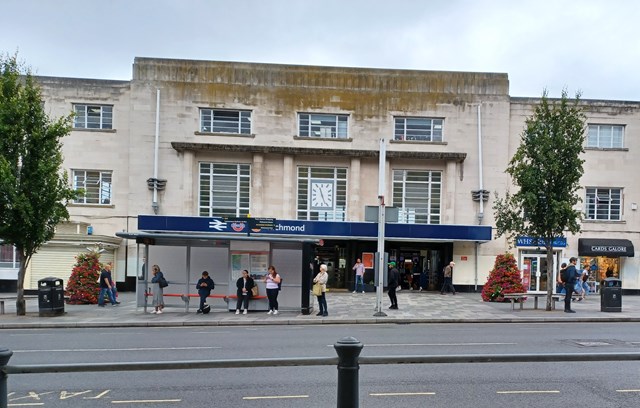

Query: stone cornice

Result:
[171,142,466,162]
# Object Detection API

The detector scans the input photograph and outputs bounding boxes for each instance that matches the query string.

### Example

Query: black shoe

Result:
[196,309,203,314]
[316,312,323,316]
[98,304,105,307]
[564,310,576,313]
[114,301,121,304]
[322,313,328,317]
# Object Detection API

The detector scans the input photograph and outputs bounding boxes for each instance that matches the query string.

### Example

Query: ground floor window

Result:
[579,256,620,282]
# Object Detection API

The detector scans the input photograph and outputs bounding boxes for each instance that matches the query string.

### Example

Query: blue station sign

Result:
[516,236,567,247]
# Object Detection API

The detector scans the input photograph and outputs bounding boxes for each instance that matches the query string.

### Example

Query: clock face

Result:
[310,181,334,210]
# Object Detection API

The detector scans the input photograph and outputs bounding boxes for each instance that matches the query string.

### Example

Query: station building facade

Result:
[1,57,637,295]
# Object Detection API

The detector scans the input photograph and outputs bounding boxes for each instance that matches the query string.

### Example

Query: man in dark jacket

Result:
[564,257,579,313]
[388,262,400,309]
[196,271,215,314]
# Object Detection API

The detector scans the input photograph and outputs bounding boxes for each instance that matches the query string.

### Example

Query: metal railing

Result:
[2,337,640,408]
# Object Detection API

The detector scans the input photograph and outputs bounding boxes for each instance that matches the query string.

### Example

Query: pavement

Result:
[1,289,638,328]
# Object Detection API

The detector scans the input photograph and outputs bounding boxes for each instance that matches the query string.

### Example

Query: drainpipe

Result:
[475,103,484,292]
[152,89,160,214]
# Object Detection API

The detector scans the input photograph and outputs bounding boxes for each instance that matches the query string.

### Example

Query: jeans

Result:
[98,287,116,305]
[317,293,327,314]
[388,285,398,307]
[564,284,574,311]
[266,288,279,311]
[440,277,456,294]
[199,295,208,311]
[236,294,249,310]
[355,275,364,292]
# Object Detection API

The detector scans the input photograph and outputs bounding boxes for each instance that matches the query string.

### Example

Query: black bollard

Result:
[334,337,364,408]
[0,348,13,408]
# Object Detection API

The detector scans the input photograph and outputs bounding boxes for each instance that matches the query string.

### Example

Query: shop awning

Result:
[578,238,635,257]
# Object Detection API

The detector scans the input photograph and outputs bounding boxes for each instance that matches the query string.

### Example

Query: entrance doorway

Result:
[519,251,558,292]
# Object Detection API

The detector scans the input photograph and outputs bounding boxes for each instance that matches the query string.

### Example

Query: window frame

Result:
[392,169,442,224]
[72,169,113,205]
[298,113,349,139]
[199,108,252,135]
[585,187,622,221]
[73,104,113,130]
[394,116,444,142]
[297,166,348,221]
[586,124,625,148]
[198,162,251,217]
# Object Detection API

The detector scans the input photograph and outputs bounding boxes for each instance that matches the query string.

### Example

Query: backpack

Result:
[201,303,211,314]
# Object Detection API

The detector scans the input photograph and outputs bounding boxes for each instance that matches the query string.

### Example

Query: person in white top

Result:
[313,264,329,317]
[262,265,281,315]
[352,258,365,294]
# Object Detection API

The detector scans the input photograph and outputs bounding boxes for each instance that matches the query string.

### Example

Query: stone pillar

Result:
[252,153,264,216]
[444,160,457,224]
[349,157,361,221]
[283,155,294,219]
[181,150,195,213]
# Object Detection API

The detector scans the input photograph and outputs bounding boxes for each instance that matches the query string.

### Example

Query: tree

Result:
[0,53,75,315]
[66,252,102,304]
[481,253,526,302]
[493,90,586,311]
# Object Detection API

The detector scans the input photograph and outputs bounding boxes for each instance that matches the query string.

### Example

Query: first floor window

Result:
[392,170,441,224]
[394,117,443,141]
[72,170,112,204]
[587,124,624,148]
[297,167,347,221]
[200,109,251,134]
[585,187,622,221]
[0,245,19,268]
[298,113,348,138]
[73,104,113,129]
[199,163,251,217]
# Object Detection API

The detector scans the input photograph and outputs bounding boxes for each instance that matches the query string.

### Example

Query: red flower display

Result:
[481,253,526,302]
[65,252,102,304]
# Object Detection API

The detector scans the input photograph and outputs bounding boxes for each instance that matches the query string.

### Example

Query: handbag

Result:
[251,285,259,297]
[158,276,169,288]
[312,283,323,297]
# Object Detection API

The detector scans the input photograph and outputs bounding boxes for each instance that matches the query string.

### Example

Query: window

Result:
[297,167,347,221]
[200,109,251,134]
[392,170,441,224]
[199,163,250,217]
[394,117,443,142]
[587,124,624,148]
[585,187,622,221]
[73,104,113,129]
[298,113,348,139]
[0,245,19,269]
[72,170,112,205]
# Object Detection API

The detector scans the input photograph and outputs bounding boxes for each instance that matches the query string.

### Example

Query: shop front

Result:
[578,238,635,292]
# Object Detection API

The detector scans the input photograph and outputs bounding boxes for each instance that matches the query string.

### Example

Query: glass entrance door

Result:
[521,254,552,292]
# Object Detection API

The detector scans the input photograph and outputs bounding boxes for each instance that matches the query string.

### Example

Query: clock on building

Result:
[310,180,334,210]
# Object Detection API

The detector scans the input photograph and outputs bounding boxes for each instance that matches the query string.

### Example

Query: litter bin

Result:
[38,277,65,316]
[600,277,622,312]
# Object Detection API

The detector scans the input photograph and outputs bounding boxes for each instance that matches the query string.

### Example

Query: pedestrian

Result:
[196,271,215,314]
[577,269,589,301]
[440,261,456,295]
[150,264,165,314]
[263,265,281,315]
[107,263,120,304]
[563,257,579,313]
[235,269,254,315]
[313,264,329,316]
[98,263,118,307]
[556,262,567,294]
[387,261,399,309]
[352,258,365,293]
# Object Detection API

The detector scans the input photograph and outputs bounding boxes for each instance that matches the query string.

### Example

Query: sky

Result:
[1,0,639,101]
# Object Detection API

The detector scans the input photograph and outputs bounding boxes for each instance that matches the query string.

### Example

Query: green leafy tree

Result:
[481,253,525,302]
[0,53,76,315]
[493,90,586,311]
[66,252,102,304]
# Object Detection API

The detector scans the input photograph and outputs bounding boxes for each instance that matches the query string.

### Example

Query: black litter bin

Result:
[600,277,622,312]
[38,277,65,316]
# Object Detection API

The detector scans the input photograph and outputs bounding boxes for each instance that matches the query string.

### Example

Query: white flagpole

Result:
[374,139,387,316]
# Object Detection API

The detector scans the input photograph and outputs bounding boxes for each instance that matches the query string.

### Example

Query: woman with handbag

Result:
[150,265,165,314]
[235,269,255,315]
[263,265,281,315]
[313,264,329,317]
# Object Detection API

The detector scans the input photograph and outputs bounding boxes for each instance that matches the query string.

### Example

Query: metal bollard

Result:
[0,348,13,408]
[334,337,364,408]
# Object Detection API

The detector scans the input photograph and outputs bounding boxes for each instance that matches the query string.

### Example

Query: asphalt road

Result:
[4,323,640,407]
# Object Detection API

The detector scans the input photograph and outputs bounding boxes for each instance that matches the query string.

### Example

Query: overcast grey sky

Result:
[2,0,638,101]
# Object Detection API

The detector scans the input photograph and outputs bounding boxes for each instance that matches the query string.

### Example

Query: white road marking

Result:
[497,390,560,394]
[8,404,45,407]
[190,331,232,334]
[84,390,111,399]
[617,389,640,393]
[243,395,309,400]
[13,346,221,353]
[370,392,435,396]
